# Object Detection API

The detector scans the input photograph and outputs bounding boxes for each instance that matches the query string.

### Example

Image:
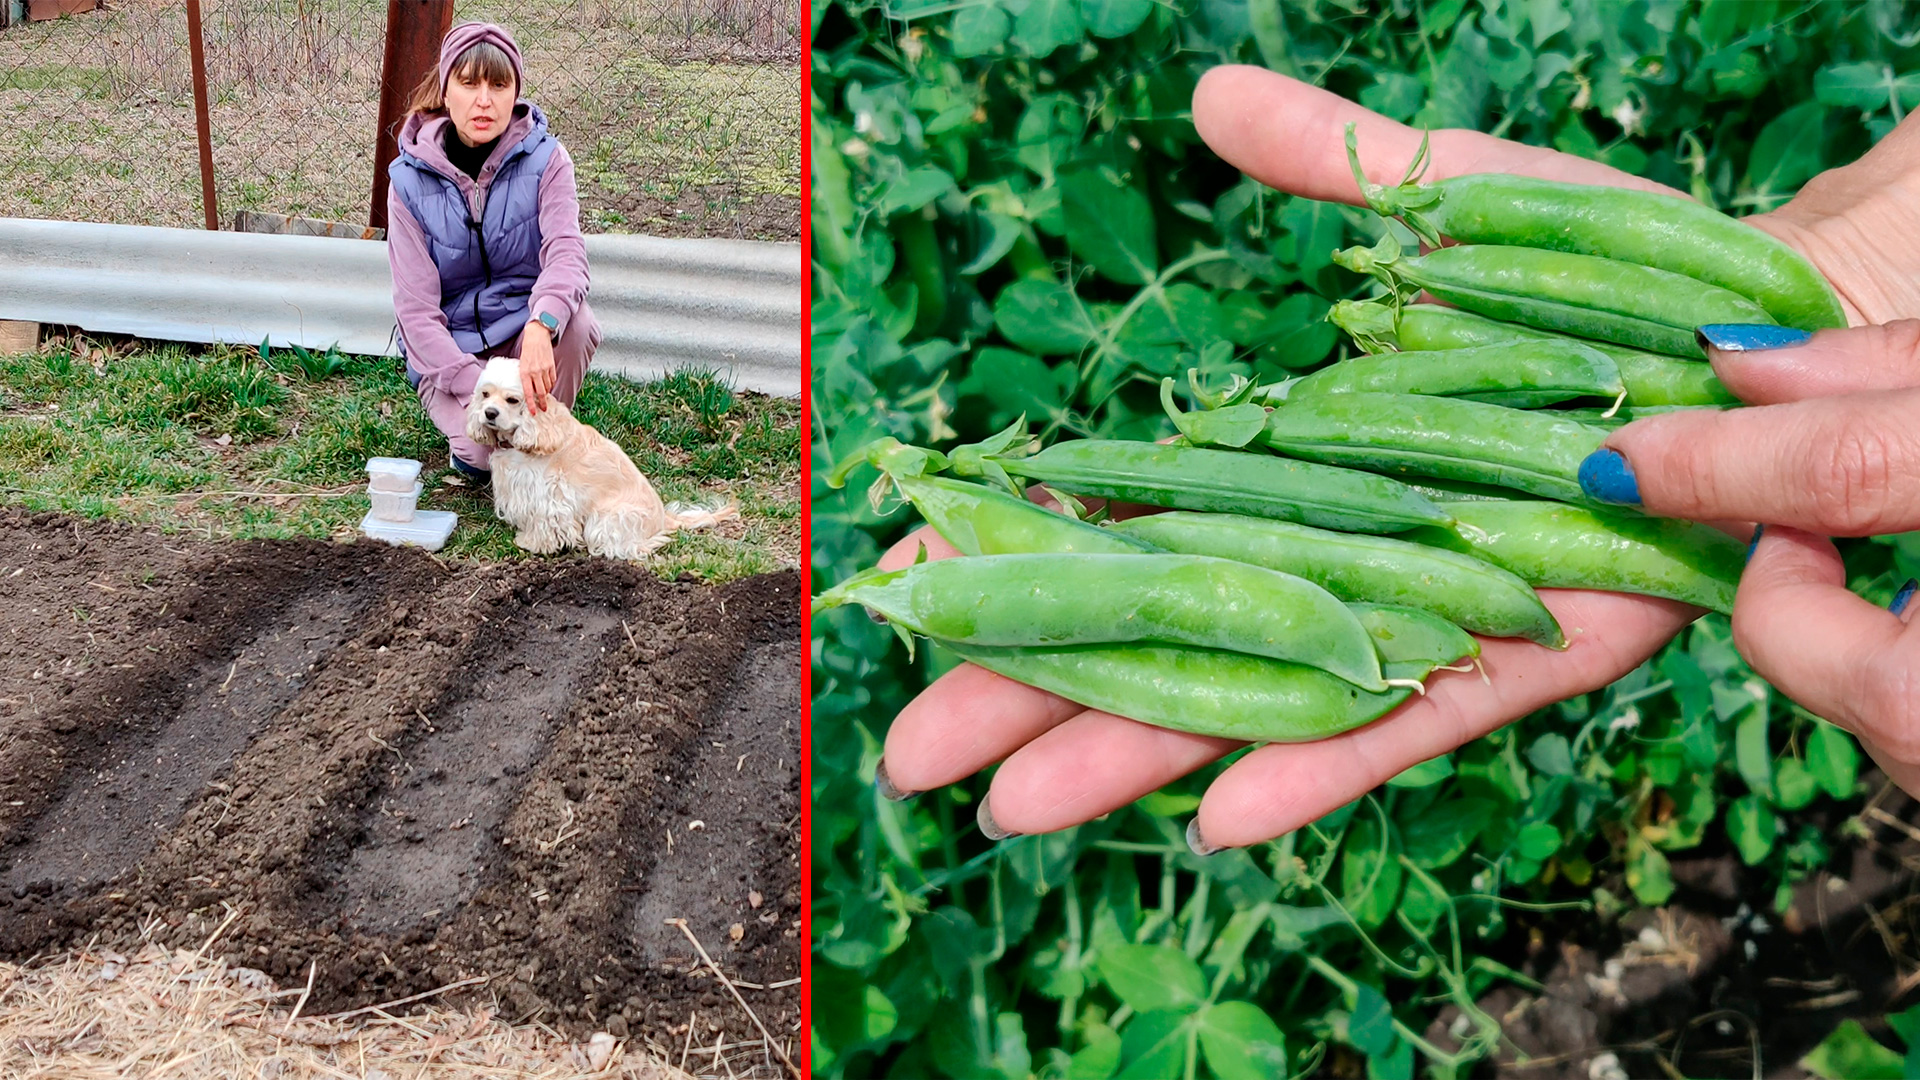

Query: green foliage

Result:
[811,0,1920,1076]
[1801,1004,1920,1080]
[0,341,796,579]
[261,337,351,383]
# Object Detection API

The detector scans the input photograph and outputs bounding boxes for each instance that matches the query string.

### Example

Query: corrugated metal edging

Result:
[0,218,800,397]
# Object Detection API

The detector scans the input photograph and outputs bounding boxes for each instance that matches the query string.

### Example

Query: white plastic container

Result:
[368,481,424,523]
[365,456,423,494]
[361,509,458,551]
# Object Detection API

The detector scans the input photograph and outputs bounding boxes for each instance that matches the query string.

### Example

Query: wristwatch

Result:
[537,311,559,342]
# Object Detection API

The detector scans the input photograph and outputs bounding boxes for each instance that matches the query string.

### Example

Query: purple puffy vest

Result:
[390,107,558,360]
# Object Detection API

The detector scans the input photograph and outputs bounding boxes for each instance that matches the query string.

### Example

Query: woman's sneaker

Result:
[448,452,491,487]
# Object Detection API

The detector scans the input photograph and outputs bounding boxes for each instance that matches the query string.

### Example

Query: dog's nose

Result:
[484,407,499,422]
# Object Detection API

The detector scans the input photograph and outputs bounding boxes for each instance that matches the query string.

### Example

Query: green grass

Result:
[0,338,798,581]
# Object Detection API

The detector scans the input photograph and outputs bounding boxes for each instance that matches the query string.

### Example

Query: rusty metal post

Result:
[184,0,217,230]
[369,0,455,230]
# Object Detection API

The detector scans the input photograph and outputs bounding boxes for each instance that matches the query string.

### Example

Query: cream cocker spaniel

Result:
[465,357,735,559]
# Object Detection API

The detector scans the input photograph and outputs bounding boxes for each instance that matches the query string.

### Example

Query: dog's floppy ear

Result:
[512,398,572,455]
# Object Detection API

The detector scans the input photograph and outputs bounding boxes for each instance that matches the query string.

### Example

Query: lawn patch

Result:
[0,335,798,580]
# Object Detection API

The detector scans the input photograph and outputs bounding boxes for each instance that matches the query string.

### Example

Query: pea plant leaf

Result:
[1198,1001,1289,1080]
[1347,983,1395,1056]
[1745,101,1830,207]
[1009,0,1087,57]
[1116,1009,1189,1078]
[1079,0,1152,38]
[994,280,1099,355]
[1062,168,1160,285]
[1801,1020,1904,1080]
[1807,720,1861,799]
[1096,944,1207,1014]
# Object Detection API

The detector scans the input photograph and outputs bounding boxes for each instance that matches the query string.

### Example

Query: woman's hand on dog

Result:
[519,324,558,413]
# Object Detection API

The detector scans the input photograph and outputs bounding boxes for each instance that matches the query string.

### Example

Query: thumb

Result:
[1581,386,1920,536]
[1700,320,1920,404]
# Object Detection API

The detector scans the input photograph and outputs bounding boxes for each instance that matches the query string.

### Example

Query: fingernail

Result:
[1747,525,1764,562]
[1185,817,1222,857]
[874,760,918,802]
[1892,578,1917,618]
[1577,448,1641,506]
[977,796,1020,841]
[1696,324,1814,353]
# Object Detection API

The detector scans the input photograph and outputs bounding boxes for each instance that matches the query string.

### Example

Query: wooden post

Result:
[185,0,217,229]
[369,0,455,230]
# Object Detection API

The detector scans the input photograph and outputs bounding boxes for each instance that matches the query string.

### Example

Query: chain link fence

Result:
[0,0,799,239]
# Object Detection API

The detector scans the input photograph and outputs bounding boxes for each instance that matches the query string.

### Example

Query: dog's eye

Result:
[506,396,520,405]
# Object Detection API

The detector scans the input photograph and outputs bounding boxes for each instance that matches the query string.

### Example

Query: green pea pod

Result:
[1334,237,1774,358]
[1247,392,1609,504]
[1347,126,1845,332]
[939,603,1477,742]
[950,432,1455,534]
[824,436,1153,556]
[1403,500,1744,614]
[1404,479,1522,503]
[1111,512,1564,647]
[898,473,1153,556]
[814,552,1390,690]
[1554,404,1730,431]
[1330,300,1739,408]
[1271,340,1624,409]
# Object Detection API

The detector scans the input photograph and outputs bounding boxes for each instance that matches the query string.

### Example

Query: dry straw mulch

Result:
[0,941,710,1080]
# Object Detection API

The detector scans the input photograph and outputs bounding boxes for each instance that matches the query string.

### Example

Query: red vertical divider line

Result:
[798,0,815,1069]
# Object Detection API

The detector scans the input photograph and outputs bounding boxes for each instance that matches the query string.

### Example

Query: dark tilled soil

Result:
[1419,784,1920,1080]
[0,510,800,1051]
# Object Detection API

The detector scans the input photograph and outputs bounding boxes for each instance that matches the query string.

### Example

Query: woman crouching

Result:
[386,20,602,485]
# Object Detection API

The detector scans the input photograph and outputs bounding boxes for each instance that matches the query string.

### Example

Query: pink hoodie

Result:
[385,101,592,400]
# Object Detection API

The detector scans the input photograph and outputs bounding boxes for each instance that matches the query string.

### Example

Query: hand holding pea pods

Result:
[869,65,1920,851]
[1579,316,1920,799]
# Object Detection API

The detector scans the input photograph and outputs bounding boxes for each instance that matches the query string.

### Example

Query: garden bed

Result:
[0,509,801,1059]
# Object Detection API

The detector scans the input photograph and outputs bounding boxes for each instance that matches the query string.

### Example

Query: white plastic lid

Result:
[360,508,458,551]
[365,457,423,488]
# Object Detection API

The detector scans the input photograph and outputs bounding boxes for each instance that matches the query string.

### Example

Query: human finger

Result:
[1188,589,1695,850]
[1727,526,1920,797]
[975,710,1239,837]
[878,662,1087,798]
[877,525,962,571]
[1190,65,1682,208]
[1700,321,1920,404]
[1583,388,1920,535]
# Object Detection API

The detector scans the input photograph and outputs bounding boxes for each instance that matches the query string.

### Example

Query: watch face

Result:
[539,313,559,332]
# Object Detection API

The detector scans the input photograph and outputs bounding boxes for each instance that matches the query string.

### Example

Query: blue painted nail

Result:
[1892,578,1917,617]
[1577,448,1641,506]
[1746,525,1763,562]
[1696,324,1813,353]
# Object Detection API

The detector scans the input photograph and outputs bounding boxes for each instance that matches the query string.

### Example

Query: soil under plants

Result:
[0,509,801,1056]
